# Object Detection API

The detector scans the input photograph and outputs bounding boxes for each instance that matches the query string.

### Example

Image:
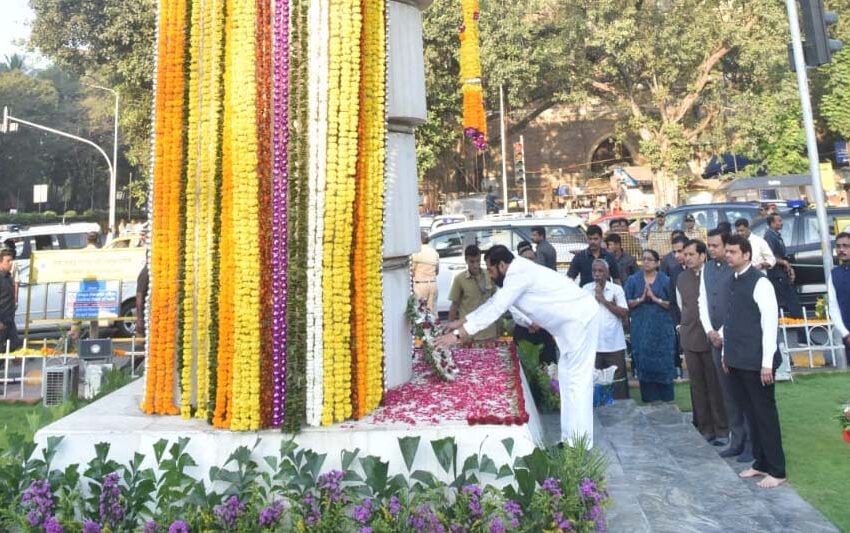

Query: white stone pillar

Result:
[383,0,431,388]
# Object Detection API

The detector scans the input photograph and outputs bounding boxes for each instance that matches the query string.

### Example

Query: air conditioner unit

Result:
[43,365,79,406]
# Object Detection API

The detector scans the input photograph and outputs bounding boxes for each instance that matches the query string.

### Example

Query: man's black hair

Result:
[671,235,688,247]
[734,218,749,228]
[727,234,753,258]
[484,245,515,266]
[530,226,546,238]
[684,239,707,256]
[516,240,533,255]
[707,227,728,244]
[604,232,622,245]
[586,224,603,237]
[464,244,481,258]
[0,249,13,262]
[766,213,782,226]
[716,221,732,235]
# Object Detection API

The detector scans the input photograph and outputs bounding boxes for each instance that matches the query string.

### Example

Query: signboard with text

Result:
[64,280,120,319]
[30,248,146,284]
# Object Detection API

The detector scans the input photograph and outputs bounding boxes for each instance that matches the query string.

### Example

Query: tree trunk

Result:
[653,169,679,207]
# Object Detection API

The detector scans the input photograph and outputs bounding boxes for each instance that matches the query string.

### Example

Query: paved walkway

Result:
[587,401,838,532]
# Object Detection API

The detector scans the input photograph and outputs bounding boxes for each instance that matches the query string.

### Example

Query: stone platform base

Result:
[34,377,543,481]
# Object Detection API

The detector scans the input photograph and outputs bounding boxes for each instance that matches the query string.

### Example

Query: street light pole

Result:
[1,105,114,215]
[785,0,834,279]
[85,83,120,237]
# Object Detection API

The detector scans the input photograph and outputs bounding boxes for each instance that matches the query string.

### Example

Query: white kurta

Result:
[463,256,600,446]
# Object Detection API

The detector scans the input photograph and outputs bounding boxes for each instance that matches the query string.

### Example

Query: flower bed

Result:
[365,342,529,427]
[2,433,608,532]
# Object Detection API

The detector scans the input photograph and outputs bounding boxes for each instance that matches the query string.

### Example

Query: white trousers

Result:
[558,318,599,448]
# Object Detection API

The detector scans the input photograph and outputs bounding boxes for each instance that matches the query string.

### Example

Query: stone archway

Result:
[588,136,636,174]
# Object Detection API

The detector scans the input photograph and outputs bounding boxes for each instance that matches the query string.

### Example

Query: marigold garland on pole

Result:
[146,0,394,430]
[459,0,487,151]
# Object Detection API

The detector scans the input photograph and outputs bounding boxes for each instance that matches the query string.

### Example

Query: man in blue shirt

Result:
[568,225,620,286]
[828,232,850,366]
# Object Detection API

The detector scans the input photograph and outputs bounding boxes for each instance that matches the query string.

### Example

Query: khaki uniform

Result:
[411,244,439,312]
[448,269,499,341]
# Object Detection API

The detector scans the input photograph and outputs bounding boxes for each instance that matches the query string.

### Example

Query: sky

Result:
[0,0,42,65]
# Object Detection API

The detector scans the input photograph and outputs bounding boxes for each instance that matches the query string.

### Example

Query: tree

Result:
[30,0,156,173]
[0,54,26,73]
[421,0,800,204]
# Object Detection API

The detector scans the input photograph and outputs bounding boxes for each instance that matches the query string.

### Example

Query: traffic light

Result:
[800,0,842,67]
[513,139,525,184]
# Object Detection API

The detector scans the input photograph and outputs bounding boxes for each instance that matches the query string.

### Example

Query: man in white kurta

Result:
[436,245,600,447]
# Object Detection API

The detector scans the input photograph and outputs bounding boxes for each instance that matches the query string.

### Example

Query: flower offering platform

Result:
[35,344,544,479]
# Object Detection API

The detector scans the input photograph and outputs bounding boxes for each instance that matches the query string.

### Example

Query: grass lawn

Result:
[634,373,850,530]
[0,401,73,450]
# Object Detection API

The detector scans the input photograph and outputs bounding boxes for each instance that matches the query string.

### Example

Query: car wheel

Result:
[117,299,137,338]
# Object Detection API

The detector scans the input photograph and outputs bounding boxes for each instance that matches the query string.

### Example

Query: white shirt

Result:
[582,281,627,352]
[748,233,776,272]
[698,261,723,334]
[465,256,599,354]
[718,263,779,369]
[827,273,849,339]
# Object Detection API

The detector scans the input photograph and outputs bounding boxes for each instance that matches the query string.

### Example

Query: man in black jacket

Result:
[0,250,20,353]
[721,235,786,489]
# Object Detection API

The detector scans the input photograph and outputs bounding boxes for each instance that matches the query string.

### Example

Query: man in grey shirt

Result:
[531,226,557,270]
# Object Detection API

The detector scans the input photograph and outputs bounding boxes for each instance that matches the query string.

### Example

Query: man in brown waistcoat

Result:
[677,239,728,444]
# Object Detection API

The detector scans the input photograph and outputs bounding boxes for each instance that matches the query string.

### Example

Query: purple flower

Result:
[585,503,606,532]
[143,520,159,533]
[99,472,125,527]
[579,478,597,499]
[82,520,101,533]
[22,479,55,527]
[304,492,321,525]
[489,517,506,533]
[258,500,284,528]
[461,484,482,498]
[351,498,373,523]
[388,495,403,517]
[44,516,64,533]
[408,504,445,533]
[318,470,345,502]
[550,379,560,394]
[168,519,190,533]
[504,499,523,528]
[214,495,247,530]
[542,477,562,498]
[552,512,573,531]
[360,528,373,533]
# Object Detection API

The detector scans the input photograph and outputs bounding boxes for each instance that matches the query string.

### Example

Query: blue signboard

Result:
[64,280,120,319]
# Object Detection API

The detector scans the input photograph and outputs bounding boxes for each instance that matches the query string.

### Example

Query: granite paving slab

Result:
[591,400,838,533]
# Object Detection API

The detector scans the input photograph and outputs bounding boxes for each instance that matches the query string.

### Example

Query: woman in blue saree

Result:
[625,249,676,402]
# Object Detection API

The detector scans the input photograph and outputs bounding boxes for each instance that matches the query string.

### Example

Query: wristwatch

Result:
[452,329,461,340]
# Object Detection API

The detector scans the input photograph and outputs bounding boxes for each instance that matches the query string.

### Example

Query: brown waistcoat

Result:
[677,268,710,352]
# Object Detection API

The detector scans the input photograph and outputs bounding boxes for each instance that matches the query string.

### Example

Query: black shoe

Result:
[736,450,754,463]
[719,447,743,458]
[713,437,729,447]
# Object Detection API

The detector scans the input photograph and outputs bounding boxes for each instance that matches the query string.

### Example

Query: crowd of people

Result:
[427,213,850,491]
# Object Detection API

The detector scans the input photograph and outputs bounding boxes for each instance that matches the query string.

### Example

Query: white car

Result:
[427,216,587,314]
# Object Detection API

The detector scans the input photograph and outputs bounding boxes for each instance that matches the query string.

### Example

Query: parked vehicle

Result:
[591,212,654,234]
[639,202,767,239]
[0,223,143,337]
[751,206,850,305]
[428,216,586,314]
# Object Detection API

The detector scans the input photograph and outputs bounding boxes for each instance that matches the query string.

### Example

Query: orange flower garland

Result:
[459,0,487,150]
[142,0,185,416]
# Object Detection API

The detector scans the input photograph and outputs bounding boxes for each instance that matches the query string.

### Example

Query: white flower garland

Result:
[405,296,459,381]
[305,0,330,426]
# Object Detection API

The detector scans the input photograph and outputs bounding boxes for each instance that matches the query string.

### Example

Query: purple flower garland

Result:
[271,0,291,427]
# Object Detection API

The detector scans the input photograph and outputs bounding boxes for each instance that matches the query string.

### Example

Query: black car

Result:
[751,207,850,305]
[639,202,766,237]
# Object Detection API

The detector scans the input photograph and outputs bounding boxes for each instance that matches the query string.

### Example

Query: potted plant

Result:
[838,405,850,443]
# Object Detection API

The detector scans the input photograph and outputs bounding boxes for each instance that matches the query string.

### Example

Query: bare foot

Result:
[738,468,767,478]
[757,475,787,489]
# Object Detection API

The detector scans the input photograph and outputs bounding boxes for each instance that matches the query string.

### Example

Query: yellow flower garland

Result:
[321,0,362,425]
[227,0,262,431]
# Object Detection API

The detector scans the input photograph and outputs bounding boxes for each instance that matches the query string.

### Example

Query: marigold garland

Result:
[352,0,387,418]
[321,0,362,426]
[459,0,487,150]
[142,0,186,417]
[147,0,393,430]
